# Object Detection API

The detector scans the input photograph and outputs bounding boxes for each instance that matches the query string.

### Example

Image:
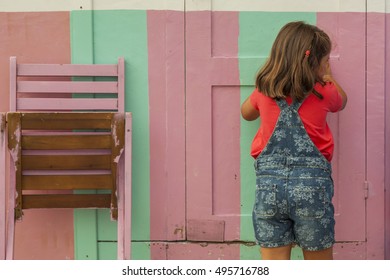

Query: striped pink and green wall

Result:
[0,0,388,260]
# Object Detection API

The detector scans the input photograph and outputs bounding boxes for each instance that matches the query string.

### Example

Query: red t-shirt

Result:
[249,82,343,161]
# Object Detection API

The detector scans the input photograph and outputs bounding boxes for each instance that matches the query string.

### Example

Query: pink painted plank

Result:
[3,12,74,260]
[365,12,386,260]
[333,242,366,260]
[152,242,240,260]
[17,63,118,77]
[211,86,240,218]
[317,13,366,242]
[17,98,118,111]
[17,81,118,93]
[186,11,240,244]
[148,10,186,243]
[386,13,390,260]
[0,114,6,259]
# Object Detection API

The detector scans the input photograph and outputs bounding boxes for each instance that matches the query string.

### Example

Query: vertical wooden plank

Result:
[317,12,367,243]
[71,4,94,64]
[92,10,150,258]
[366,1,386,259]
[3,11,73,260]
[73,210,98,259]
[385,9,390,261]
[70,2,99,260]
[186,0,241,249]
[147,9,186,246]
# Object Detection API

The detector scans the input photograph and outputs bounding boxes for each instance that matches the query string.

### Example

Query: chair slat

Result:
[22,117,112,130]
[22,135,111,150]
[18,81,118,93]
[18,63,118,77]
[22,194,111,209]
[22,175,112,190]
[22,155,111,170]
[17,98,118,111]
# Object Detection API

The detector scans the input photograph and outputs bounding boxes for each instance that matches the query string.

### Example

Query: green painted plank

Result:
[97,242,117,260]
[71,10,98,260]
[97,208,117,241]
[74,208,98,260]
[91,9,151,244]
[239,12,316,259]
[71,10,151,260]
[71,10,94,64]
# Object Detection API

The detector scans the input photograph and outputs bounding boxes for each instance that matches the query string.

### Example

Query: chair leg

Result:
[0,181,4,259]
[5,160,16,259]
[0,113,6,259]
[117,158,125,260]
[124,113,132,260]
[6,170,15,260]
[5,207,15,260]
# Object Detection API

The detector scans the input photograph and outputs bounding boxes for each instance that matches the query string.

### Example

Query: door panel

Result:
[186,8,241,241]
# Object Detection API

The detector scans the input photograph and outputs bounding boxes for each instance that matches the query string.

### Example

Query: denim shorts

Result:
[252,156,335,251]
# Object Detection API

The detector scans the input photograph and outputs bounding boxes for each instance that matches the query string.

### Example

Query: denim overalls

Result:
[252,98,335,251]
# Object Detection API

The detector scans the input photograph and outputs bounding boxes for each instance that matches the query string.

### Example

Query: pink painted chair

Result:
[2,57,131,260]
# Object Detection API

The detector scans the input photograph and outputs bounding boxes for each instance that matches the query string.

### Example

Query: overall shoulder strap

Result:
[275,98,288,110]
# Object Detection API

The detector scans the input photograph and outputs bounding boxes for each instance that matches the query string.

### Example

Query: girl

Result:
[241,21,347,260]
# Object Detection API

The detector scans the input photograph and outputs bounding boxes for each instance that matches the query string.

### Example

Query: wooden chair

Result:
[3,57,131,260]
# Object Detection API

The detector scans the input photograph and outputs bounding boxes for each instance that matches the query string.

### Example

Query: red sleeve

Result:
[249,89,260,111]
[316,82,343,112]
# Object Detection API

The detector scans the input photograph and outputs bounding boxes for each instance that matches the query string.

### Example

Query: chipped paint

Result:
[9,128,21,163]
[114,152,123,164]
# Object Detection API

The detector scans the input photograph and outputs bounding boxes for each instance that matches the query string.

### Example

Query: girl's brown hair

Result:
[255,21,331,101]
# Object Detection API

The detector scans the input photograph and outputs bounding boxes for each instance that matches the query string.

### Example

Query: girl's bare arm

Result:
[241,96,260,121]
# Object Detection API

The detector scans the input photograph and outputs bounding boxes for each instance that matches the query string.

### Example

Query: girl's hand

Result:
[322,61,333,83]
[322,62,348,110]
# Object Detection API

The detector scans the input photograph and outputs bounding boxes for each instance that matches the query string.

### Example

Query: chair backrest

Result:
[6,112,125,220]
[9,57,125,112]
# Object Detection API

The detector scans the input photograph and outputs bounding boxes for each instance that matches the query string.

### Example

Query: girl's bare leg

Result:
[303,247,333,260]
[260,244,292,260]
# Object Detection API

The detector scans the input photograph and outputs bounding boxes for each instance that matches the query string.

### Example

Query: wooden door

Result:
[185,0,367,258]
